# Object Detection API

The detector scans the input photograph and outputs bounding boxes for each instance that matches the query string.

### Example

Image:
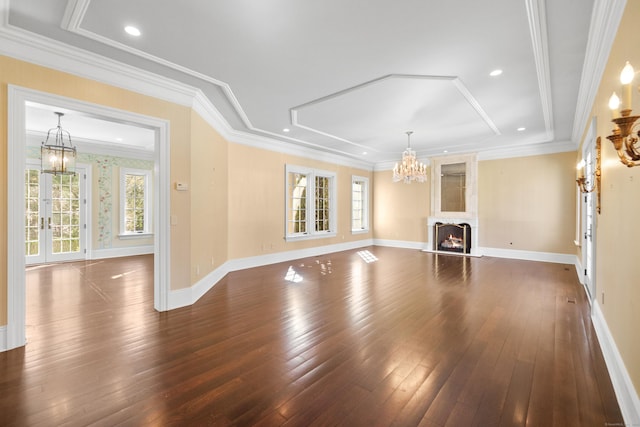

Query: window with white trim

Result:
[286,165,336,241]
[351,176,369,233]
[120,168,152,237]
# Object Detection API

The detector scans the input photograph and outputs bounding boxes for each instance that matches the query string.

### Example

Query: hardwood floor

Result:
[0,247,623,426]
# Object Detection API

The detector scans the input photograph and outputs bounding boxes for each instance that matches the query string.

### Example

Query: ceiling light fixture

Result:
[607,61,640,167]
[490,69,503,77]
[392,131,427,184]
[41,112,77,176]
[517,127,526,131]
[125,25,141,36]
[283,128,290,132]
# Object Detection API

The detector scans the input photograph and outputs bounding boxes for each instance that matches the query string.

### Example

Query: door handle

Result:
[48,217,52,229]
[40,217,44,230]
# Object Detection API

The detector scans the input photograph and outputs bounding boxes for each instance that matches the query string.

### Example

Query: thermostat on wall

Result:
[175,182,189,191]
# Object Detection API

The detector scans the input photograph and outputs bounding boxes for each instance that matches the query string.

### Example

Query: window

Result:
[120,168,152,237]
[351,176,369,233]
[286,165,336,241]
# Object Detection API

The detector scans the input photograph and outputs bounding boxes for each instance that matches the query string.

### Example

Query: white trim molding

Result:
[478,247,577,265]
[373,239,430,251]
[91,245,154,260]
[572,0,628,145]
[592,301,640,426]
[0,326,7,352]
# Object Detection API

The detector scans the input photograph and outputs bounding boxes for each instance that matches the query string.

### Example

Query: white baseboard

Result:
[373,239,429,250]
[477,246,576,265]
[90,245,154,260]
[167,239,374,310]
[574,256,584,285]
[591,301,640,426]
[0,326,6,352]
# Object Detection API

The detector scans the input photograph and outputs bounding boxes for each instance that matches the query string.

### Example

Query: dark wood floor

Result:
[0,247,622,426]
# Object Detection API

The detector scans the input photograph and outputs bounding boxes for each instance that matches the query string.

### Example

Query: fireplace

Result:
[434,222,471,254]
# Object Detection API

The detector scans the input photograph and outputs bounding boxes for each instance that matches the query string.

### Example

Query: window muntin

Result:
[120,168,151,236]
[25,169,41,256]
[286,165,336,240]
[351,176,369,232]
[287,171,307,235]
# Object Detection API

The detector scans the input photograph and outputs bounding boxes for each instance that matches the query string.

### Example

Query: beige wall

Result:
[478,152,577,254]
[227,143,373,259]
[580,0,640,396]
[190,111,229,282]
[373,169,430,243]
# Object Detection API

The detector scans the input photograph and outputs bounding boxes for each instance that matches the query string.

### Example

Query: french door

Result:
[581,141,597,302]
[25,163,87,265]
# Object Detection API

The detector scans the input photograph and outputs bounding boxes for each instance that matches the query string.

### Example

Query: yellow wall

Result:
[580,0,640,396]
[373,169,430,243]
[478,152,577,253]
[227,143,373,259]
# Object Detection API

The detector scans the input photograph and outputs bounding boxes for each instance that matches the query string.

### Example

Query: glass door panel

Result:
[25,164,86,265]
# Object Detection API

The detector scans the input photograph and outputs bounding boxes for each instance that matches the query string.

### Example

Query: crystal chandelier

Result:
[392,131,427,183]
[41,112,77,175]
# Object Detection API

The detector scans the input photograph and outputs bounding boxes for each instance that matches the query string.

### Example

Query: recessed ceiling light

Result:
[517,127,526,131]
[283,128,290,132]
[125,26,141,37]
[489,69,503,77]
[362,151,367,155]
[116,137,123,142]
[443,150,449,153]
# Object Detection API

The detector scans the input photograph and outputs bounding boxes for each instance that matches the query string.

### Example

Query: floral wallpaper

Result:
[27,147,153,248]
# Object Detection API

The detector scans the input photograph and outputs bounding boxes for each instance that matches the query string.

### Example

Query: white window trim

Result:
[351,175,369,234]
[119,167,153,238]
[285,164,337,242]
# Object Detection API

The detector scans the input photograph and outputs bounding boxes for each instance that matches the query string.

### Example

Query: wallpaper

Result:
[27,147,154,248]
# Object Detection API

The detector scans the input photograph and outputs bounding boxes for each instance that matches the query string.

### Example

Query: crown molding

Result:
[477,140,576,161]
[571,0,627,145]
[525,0,554,137]
[0,5,373,170]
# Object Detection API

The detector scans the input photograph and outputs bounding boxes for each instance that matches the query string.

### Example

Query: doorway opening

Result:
[7,86,171,351]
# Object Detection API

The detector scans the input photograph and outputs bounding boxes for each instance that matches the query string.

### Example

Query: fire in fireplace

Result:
[435,222,471,254]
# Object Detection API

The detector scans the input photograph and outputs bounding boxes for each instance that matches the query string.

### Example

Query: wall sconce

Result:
[607,61,640,167]
[576,136,601,214]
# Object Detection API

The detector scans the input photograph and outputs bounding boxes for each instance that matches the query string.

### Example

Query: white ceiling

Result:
[8,0,594,164]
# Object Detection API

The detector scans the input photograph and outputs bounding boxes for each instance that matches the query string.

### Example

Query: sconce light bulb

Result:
[620,61,635,85]
[609,92,621,110]
[576,159,586,170]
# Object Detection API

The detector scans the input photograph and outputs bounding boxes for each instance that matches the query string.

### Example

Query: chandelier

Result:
[392,131,427,183]
[607,61,640,167]
[41,112,77,175]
